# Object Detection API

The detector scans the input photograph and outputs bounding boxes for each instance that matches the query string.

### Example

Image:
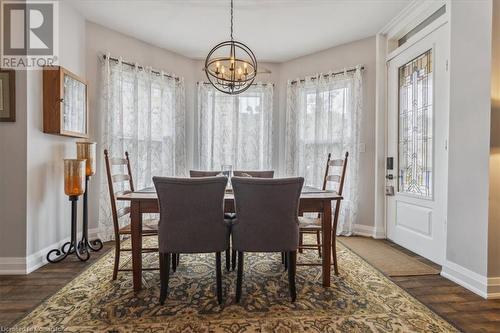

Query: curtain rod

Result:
[102,54,181,81]
[290,66,364,85]
[197,81,274,87]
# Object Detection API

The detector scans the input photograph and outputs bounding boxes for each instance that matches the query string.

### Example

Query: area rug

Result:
[338,236,441,277]
[12,237,457,332]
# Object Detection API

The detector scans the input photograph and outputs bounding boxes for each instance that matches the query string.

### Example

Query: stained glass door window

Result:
[398,50,433,197]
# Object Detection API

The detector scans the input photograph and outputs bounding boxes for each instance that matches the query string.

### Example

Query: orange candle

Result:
[76,142,96,176]
[64,159,86,196]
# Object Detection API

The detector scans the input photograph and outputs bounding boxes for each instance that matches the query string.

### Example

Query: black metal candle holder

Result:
[79,175,103,253]
[47,196,90,263]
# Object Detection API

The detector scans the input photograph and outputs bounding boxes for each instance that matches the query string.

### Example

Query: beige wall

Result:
[25,1,87,263]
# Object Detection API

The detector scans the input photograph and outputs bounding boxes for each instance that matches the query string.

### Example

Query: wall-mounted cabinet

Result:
[43,66,88,138]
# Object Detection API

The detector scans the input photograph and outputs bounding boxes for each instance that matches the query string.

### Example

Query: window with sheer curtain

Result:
[285,67,362,235]
[197,83,273,171]
[98,56,186,240]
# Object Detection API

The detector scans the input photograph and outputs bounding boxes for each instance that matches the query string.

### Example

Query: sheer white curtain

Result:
[285,66,362,235]
[198,83,273,170]
[98,55,186,239]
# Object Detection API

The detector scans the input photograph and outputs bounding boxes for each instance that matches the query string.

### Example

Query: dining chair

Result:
[231,177,304,302]
[104,149,159,280]
[190,169,233,271]
[153,176,229,305]
[228,170,275,270]
[189,170,221,177]
[298,152,348,275]
[233,170,275,178]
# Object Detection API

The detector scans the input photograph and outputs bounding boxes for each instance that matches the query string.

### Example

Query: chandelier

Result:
[204,0,257,95]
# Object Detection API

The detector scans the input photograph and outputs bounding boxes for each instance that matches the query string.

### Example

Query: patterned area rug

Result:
[13,238,457,332]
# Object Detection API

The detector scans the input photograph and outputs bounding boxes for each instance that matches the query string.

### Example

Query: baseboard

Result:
[352,224,386,239]
[441,260,500,299]
[0,228,100,275]
[0,257,27,275]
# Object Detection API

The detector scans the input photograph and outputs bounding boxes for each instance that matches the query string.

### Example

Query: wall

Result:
[489,0,500,280]
[442,0,492,293]
[277,37,377,231]
[25,1,87,268]
[85,22,198,233]
[0,69,27,266]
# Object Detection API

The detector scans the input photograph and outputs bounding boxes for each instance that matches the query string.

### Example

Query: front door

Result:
[386,23,449,265]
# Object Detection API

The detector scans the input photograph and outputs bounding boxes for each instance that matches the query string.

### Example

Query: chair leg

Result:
[225,249,230,271]
[112,241,120,280]
[316,230,322,258]
[288,251,297,302]
[236,251,244,303]
[216,252,223,305]
[284,252,288,271]
[172,253,177,272]
[231,250,237,271]
[298,232,303,253]
[281,252,285,265]
[332,236,339,276]
[176,253,180,266]
[159,252,171,305]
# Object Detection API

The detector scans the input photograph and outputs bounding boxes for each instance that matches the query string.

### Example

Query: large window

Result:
[198,83,273,171]
[99,57,186,240]
[398,50,433,198]
[285,68,362,235]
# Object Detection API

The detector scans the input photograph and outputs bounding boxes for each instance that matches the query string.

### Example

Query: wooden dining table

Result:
[117,187,343,292]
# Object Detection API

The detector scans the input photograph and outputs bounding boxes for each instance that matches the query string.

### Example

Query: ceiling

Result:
[69,0,410,63]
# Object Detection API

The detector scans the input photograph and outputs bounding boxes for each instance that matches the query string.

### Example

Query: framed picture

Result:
[0,70,16,122]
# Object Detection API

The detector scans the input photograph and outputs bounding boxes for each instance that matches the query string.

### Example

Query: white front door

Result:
[386,23,449,265]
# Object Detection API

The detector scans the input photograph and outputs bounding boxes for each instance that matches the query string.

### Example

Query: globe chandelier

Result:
[204,0,257,94]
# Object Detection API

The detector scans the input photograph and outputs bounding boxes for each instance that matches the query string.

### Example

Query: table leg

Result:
[332,200,341,276]
[322,199,332,287]
[131,201,143,292]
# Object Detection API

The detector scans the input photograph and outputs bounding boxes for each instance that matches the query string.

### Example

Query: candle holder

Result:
[76,141,103,254]
[47,159,90,263]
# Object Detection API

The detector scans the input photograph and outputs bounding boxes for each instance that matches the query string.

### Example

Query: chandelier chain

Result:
[230,0,234,41]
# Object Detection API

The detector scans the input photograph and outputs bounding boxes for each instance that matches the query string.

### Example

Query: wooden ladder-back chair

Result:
[298,152,348,275]
[104,149,159,280]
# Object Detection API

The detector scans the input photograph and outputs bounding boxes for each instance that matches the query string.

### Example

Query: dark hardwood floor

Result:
[0,243,113,329]
[1,239,499,332]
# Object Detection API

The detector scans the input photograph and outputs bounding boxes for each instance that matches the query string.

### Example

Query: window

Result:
[398,50,433,197]
[198,83,273,171]
[285,68,362,235]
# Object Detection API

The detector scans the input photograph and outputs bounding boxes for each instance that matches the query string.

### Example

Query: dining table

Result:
[116,186,343,292]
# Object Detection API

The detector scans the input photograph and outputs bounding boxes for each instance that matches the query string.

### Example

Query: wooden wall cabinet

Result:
[43,66,88,138]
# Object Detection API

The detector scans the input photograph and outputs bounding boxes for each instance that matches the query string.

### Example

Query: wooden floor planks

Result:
[0,240,499,332]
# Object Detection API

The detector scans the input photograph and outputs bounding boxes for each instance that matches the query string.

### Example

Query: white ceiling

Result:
[69,0,410,63]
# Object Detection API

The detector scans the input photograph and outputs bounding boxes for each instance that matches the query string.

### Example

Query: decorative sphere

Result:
[204,40,257,95]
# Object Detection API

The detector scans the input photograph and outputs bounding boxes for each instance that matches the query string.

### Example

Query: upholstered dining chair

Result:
[189,170,221,177]
[153,176,229,305]
[189,169,234,271]
[231,177,304,302]
[104,149,159,280]
[233,170,275,178]
[298,152,348,275]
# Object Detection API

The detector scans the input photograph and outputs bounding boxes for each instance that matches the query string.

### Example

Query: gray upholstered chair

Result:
[233,170,274,178]
[189,170,233,271]
[153,176,229,305]
[189,170,221,177]
[231,177,304,302]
